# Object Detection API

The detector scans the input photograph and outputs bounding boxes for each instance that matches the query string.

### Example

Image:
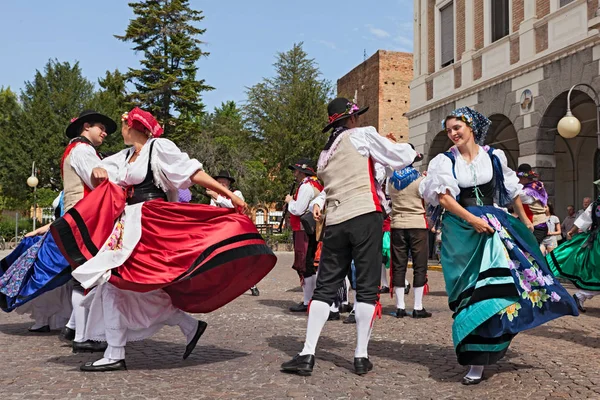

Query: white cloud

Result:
[317,40,337,50]
[366,24,391,38]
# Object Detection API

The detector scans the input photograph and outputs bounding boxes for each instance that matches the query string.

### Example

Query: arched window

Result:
[255,209,265,225]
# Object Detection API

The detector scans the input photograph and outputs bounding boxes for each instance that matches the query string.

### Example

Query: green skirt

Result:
[547,229,600,291]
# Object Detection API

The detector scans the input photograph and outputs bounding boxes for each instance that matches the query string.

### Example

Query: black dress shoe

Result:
[412,308,432,318]
[405,283,411,295]
[354,357,373,375]
[80,360,127,372]
[327,311,340,321]
[343,312,356,324]
[60,327,75,343]
[28,325,50,333]
[339,303,353,313]
[395,309,408,318]
[289,302,308,312]
[73,340,108,353]
[250,287,260,296]
[183,320,208,360]
[573,294,586,313]
[281,354,315,376]
[461,376,483,385]
[378,286,390,294]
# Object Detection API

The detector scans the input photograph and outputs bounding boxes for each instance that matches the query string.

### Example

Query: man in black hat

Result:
[281,97,417,376]
[285,158,323,312]
[25,110,116,353]
[207,170,259,296]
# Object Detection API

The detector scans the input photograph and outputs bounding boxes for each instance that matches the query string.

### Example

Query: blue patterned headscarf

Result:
[442,106,491,144]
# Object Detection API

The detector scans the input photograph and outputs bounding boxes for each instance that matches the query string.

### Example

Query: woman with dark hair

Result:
[419,106,578,385]
[541,203,561,255]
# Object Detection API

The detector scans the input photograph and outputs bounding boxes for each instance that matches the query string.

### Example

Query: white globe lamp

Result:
[557,111,581,139]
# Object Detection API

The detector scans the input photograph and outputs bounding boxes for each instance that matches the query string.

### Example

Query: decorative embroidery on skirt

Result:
[0,239,44,297]
[106,219,125,251]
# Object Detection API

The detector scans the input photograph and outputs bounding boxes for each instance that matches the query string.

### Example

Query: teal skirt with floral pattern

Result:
[441,206,578,366]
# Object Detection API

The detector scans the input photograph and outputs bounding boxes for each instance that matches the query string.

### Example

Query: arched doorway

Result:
[485,114,519,170]
[426,129,452,164]
[538,90,598,217]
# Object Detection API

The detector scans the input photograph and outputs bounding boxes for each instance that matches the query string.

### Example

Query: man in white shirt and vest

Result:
[285,159,323,312]
[281,98,417,376]
[388,147,432,319]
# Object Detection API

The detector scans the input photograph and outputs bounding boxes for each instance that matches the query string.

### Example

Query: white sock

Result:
[92,357,121,366]
[72,290,87,342]
[299,300,330,356]
[394,287,405,310]
[380,264,389,287]
[330,303,339,313]
[103,345,125,360]
[66,309,76,330]
[344,276,350,304]
[465,365,484,380]
[354,302,376,358]
[303,276,316,306]
[414,286,425,311]
[405,279,410,287]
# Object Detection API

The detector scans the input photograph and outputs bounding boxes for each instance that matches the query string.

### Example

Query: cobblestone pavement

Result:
[0,250,599,400]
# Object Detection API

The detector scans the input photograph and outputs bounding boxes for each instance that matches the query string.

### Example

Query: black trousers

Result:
[312,212,383,305]
[391,228,429,288]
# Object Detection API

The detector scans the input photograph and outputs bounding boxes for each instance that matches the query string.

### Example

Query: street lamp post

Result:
[26,161,39,231]
[556,83,600,149]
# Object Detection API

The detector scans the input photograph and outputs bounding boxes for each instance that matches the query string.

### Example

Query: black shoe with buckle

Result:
[327,311,340,321]
[461,375,483,385]
[60,327,75,343]
[73,340,108,353]
[80,360,127,372]
[28,325,50,333]
[412,308,432,318]
[354,357,373,375]
[343,312,356,324]
[395,308,408,318]
[378,286,390,294]
[183,320,208,360]
[250,287,260,296]
[339,303,353,313]
[405,283,411,295]
[289,302,308,312]
[281,354,315,376]
[573,294,586,313]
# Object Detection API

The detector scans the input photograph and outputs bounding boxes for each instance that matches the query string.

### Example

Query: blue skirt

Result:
[0,233,72,312]
[441,206,578,365]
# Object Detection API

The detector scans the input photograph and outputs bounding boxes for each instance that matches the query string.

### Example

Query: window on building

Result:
[559,0,575,7]
[491,0,510,43]
[440,2,454,68]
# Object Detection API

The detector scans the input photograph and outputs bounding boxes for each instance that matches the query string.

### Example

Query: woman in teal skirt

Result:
[419,107,578,385]
[547,181,600,312]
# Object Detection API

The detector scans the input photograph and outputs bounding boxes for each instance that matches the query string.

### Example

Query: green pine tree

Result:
[115,0,213,143]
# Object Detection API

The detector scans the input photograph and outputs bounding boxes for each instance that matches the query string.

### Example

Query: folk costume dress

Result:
[547,192,600,294]
[420,143,578,366]
[53,136,276,350]
[0,136,104,332]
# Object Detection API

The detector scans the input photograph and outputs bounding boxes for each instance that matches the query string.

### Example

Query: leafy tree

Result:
[116,0,213,143]
[244,43,332,203]
[0,60,95,201]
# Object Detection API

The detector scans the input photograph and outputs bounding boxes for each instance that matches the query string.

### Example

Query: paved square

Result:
[0,251,599,399]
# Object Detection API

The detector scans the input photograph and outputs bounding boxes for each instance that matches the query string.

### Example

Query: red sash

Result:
[290,177,324,231]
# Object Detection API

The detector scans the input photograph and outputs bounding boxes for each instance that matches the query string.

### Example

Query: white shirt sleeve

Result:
[574,204,593,231]
[418,153,460,206]
[69,143,102,189]
[493,149,522,199]
[373,162,387,185]
[288,183,314,216]
[349,127,417,171]
[310,189,326,212]
[153,139,203,189]
[99,149,129,185]
[213,190,243,209]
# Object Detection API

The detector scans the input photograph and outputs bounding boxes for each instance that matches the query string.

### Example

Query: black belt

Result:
[458,197,494,207]
[127,191,167,205]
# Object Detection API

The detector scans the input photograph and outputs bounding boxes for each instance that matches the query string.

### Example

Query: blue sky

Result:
[0,0,413,112]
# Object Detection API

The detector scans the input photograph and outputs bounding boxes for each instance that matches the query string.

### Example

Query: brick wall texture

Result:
[537,0,550,18]
[454,64,462,89]
[589,0,599,20]
[473,56,482,80]
[474,0,484,50]
[428,0,435,73]
[513,0,524,32]
[510,37,520,64]
[535,23,548,53]
[456,0,465,61]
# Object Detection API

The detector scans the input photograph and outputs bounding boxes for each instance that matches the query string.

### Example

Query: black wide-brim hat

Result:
[322,97,369,133]
[288,158,317,176]
[212,170,235,184]
[66,110,117,139]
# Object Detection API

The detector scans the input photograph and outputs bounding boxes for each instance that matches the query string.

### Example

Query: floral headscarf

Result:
[443,106,491,144]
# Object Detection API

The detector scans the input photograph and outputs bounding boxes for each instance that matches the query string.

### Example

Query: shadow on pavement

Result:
[257,299,300,311]
[46,339,249,371]
[0,321,59,336]
[522,324,600,349]
[267,334,533,382]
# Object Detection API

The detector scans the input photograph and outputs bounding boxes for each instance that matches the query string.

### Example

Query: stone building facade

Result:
[338,50,413,141]
[408,0,600,215]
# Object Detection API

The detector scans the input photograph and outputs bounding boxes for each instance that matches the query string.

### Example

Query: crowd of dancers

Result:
[1,99,598,385]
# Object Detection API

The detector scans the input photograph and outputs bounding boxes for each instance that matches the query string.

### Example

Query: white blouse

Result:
[210,190,244,208]
[419,146,522,206]
[574,203,594,231]
[99,138,203,192]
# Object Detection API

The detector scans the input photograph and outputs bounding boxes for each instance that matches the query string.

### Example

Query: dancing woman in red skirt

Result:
[51,108,277,371]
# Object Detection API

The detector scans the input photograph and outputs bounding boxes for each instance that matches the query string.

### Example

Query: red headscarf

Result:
[122,107,164,138]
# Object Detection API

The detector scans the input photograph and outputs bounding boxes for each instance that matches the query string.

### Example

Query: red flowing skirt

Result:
[51,181,277,313]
